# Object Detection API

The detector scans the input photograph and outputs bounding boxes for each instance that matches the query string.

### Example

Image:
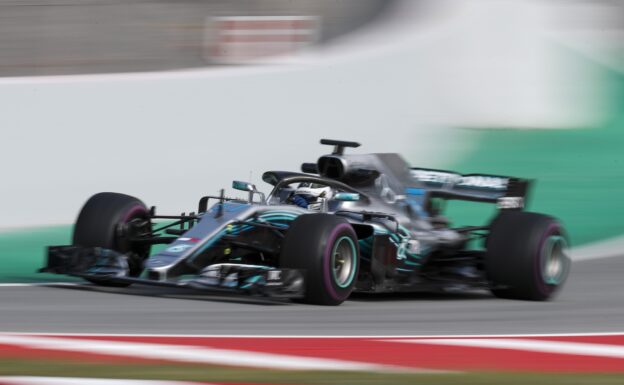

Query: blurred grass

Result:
[0,359,623,385]
[0,224,168,283]
[0,225,77,283]
[444,51,624,246]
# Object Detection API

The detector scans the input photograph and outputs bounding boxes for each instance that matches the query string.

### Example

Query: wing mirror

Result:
[232,180,256,192]
[232,181,266,204]
[334,192,360,202]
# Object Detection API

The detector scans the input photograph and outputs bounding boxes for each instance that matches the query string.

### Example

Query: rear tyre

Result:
[485,211,570,301]
[73,192,151,286]
[280,214,359,305]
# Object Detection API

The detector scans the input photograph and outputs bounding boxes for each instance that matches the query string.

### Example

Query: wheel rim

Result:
[331,236,357,288]
[541,235,569,285]
[116,206,151,276]
[116,205,150,254]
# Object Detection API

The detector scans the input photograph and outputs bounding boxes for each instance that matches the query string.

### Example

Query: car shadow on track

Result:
[45,283,293,306]
[348,290,493,302]
[45,282,494,306]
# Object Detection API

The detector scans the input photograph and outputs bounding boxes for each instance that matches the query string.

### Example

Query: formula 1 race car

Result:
[42,139,571,305]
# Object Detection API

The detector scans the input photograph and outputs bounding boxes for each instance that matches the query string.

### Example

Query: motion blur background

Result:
[1,2,624,383]
[0,0,623,276]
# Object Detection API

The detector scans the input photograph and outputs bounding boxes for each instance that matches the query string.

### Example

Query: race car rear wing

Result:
[409,168,531,209]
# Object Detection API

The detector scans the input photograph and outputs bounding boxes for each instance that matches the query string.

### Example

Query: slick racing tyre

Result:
[280,214,359,305]
[73,192,151,286]
[485,211,570,301]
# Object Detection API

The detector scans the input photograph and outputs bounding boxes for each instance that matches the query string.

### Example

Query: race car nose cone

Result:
[145,255,178,269]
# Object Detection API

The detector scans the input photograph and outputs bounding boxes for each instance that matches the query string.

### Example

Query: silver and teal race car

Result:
[42,139,571,305]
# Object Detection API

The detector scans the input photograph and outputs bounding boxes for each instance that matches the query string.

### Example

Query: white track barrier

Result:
[0,0,614,228]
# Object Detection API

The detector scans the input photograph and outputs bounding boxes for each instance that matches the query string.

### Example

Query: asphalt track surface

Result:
[0,256,622,336]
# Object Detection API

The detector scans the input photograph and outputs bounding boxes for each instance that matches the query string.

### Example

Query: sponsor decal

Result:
[457,175,508,190]
[411,170,461,185]
[267,270,282,281]
[178,237,200,243]
[166,244,194,253]
[497,196,524,209]
[411,170,508,190]
[209,203,248,214]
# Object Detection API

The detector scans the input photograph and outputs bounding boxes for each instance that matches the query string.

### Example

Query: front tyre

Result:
[73,192,151,286]
[485,211,571,301]
[280,214,359,305]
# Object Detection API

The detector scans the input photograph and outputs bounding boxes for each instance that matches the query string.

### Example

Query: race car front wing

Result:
[41,246,305,299]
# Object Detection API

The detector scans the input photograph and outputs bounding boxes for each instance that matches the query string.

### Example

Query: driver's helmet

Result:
[291,182,332,210]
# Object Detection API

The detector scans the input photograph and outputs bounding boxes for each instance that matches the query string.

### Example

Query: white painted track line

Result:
[0,335,410,372]
[389,338,624,359]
